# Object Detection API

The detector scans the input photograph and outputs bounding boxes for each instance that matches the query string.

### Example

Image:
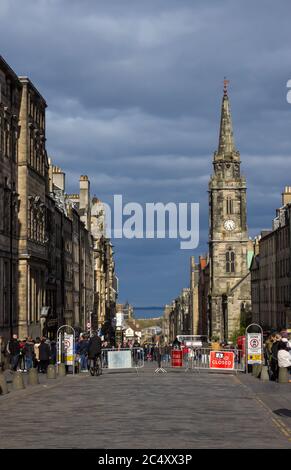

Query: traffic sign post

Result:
[245,323,263,374]
[57,325,76,376]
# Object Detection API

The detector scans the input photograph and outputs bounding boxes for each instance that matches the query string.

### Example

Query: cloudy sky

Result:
[2,0,291,311]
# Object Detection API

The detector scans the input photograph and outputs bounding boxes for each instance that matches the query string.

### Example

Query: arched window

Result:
[226,249,235,273]
[226,196,233,214]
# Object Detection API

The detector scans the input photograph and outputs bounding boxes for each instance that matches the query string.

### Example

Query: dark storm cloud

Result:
[1,0,291,305]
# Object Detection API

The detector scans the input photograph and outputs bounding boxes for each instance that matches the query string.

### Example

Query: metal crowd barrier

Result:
[189,348,245,373]
[101,347,144,370]
[156,347,245,373]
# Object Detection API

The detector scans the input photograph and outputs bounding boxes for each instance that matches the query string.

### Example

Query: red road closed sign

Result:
[209,351,235,370]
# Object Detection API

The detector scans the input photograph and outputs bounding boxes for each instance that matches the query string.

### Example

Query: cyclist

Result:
[87,331,102,374]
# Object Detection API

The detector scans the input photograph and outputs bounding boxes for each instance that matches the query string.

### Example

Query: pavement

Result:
[1,363,291,448]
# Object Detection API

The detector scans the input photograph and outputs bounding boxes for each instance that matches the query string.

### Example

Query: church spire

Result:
[217,79,236,157]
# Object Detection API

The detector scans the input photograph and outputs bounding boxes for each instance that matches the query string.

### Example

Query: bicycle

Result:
[89,355,102,376]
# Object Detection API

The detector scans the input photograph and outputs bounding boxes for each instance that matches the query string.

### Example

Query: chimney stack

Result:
[52,164,65,192]
[282,186,291,206]
[79,175,91,230]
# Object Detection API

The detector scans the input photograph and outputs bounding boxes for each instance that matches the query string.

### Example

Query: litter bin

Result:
[171,349,183,367]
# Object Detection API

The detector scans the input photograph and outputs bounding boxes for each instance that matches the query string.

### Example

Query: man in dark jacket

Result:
[87,332,102,369]
[7,334,20,371]
[39,338,51,373]
[270,334,281,381]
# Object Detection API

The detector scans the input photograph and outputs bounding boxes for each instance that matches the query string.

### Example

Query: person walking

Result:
[24,337,35,371]
[79,336,89,372]
[87,332,102,369]
[50,340,57,365]
[18,339,26,371]
[278,341,291,381]
[7,334,20,371]
[34,337,41,371]
[270,334,281,382]
[39,337,51,373]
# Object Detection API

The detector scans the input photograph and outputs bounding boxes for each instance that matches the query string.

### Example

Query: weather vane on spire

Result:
[223,77,230,95]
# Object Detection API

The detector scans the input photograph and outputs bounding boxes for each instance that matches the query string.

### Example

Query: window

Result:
[226,196,233,215]
[226,249,235,273]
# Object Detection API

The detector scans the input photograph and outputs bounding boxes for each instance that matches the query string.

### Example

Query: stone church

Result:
[208,83,252,341]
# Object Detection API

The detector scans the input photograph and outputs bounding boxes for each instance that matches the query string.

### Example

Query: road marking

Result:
[233,374,291,442]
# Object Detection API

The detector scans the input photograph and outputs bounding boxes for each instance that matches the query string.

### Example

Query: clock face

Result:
[224,219,236,231]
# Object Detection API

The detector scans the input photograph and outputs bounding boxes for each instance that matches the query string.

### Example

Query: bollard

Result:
[260,365,269,381]
[255,364,262,378]
[57,363,66,377]
[0,373,8,395]
[47,364,56,379]
[252,365,258,376]
[12,372,25,390]
[28,368,39,386]
[278,367,289,384]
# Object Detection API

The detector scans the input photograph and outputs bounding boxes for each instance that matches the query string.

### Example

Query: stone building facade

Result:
[250,188,291,331]
[198,255,210,336]
[0,55,118,341]
[0,56,22,339]
[208,84,251,341]
[17,76,49,339]
[189,256,199,335]
[166,288,191,343]
[91,197,118,340]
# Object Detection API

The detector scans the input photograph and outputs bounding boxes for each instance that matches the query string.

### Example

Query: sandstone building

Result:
[0,55,118,341]
[250,187,291,330]
[0,57,22,339]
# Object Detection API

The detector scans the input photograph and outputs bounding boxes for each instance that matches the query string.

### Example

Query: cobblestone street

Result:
[1,365,291,449]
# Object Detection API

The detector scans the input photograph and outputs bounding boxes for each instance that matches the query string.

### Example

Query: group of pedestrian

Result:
[0,334,56,373]
[75,334,111,371]
[264,331,291,381]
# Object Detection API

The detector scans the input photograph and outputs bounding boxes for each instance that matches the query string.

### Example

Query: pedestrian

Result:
[7,334,20,371]
[278,341,291,381]
[79,336,89,372]
[50,340,57,365]
[270,334,281,381]
[24,337,35,370]
[280,331,291,349]
[34,337,41,371]
[39,337,51,373]
[264,335,273,367]
[18,339,26,371]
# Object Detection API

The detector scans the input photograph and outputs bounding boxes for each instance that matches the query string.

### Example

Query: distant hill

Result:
[134,306,164,319]
[126,318,163,330]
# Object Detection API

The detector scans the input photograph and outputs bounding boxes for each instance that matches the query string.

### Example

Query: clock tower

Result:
[208,82,251,342]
